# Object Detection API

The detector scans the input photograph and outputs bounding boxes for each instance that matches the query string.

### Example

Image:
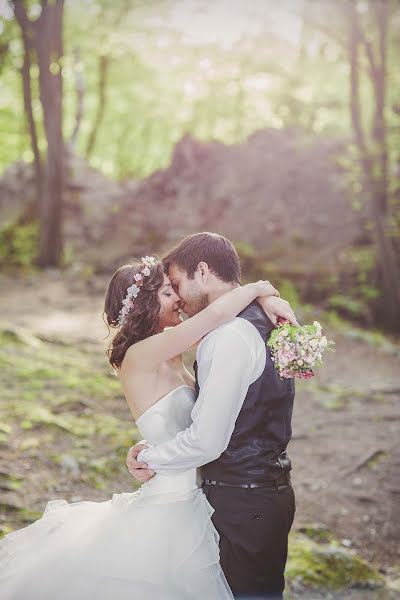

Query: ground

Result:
[0,270,399,598]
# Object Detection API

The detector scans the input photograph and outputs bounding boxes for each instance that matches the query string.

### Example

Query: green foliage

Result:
[328,294,366,318]
[274,279,301,310]
[1,1,399,329]
[1,0,398,182]
[267,321,320,347]
[0,221,39,268]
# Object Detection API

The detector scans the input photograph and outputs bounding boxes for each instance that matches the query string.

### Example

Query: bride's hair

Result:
[103,259,165,368]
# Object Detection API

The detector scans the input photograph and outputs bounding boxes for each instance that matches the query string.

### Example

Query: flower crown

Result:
[117,256,159,326]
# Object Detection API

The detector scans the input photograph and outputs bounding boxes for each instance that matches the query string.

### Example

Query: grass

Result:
[0,325,141,535]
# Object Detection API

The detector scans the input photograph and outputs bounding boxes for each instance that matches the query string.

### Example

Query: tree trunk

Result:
[36,0,65,267]
[12,0,65,267]
[348,1,400,331]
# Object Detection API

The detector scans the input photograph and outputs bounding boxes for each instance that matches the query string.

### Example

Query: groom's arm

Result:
[137,319,265,475]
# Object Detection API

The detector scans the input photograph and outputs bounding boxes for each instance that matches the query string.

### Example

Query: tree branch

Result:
[361,33,378,78]
[12,0,42,212]
[69,47,85,149]
[11,0,30,30]
[286,5,347,51]
[85,54,109,158]
[348,2,369,160]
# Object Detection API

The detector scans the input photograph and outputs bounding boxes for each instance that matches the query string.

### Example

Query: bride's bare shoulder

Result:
[121,339,153,370]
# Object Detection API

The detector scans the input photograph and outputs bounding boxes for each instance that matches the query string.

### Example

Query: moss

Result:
[318,394,348,410]
[286,533,385,591]
[0,327,143,535]
[19,436,41,450]
[18,507,43,523]
[15,405,94,436]
[0,503,41,523]
[365,450,387,470]
[0,524,14,539]
[0,421,11,444]
[298,523,335,544]
[315,384,351,411]
[0,472,23,491]
[0,221,39,267]
[0,327,42,347]
[310,383,371,411]
[0,326,120,411]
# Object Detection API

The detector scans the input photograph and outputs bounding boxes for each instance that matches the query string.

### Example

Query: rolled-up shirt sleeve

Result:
[137,319,265,475]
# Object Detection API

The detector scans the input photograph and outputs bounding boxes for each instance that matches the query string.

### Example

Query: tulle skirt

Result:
[0,481,233,599]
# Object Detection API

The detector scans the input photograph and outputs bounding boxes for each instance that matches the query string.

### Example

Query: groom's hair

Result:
[163,232,241,283]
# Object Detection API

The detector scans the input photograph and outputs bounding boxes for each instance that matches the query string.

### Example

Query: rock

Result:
[59,454,81,476]
[0,129,365,285]
[387,578,400,593]
[287,533,385,591]
[298,523,335,543]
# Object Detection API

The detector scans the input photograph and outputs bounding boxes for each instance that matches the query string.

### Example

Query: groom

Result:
[126,232,296,599]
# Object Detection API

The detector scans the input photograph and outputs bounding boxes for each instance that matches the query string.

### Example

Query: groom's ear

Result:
[196,261,210,284]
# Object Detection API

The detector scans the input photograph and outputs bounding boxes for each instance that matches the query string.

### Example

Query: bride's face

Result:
[158,274,182,329]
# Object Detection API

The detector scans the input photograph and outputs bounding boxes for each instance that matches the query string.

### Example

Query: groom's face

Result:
[168,264,208,317]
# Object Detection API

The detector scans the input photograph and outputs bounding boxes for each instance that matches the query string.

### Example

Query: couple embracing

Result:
[0,232,298,599]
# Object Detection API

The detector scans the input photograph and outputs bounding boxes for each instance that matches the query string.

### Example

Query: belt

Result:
[202,477,291,491]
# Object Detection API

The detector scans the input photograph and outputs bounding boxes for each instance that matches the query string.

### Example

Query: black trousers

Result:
[202,482,296,600]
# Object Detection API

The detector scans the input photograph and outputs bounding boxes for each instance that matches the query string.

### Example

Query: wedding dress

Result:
[0,385,233,599]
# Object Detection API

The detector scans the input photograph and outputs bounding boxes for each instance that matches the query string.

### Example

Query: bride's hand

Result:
[252,280,280,298]
[126,442,155,483]
[257,295,300,327]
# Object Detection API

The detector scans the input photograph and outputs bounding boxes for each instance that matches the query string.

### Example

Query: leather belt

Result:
[202,477,291,491]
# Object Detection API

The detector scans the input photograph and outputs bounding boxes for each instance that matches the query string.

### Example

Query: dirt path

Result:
[1,271,399,587]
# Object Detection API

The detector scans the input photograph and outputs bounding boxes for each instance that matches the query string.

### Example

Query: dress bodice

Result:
[136,385,196,444]
[135,386,198,497]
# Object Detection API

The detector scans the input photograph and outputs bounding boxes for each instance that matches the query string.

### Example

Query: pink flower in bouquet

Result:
[267,320,334,380]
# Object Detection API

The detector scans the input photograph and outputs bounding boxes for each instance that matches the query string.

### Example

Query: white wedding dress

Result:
[0,385,233,599]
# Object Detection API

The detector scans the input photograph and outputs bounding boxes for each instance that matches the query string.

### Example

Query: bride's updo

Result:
[103,259,165,368]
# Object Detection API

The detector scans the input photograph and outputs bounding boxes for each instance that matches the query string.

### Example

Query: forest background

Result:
[0,1,399,598]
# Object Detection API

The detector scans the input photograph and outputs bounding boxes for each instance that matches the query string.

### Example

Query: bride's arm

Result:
[257,295,300,327]
[126,281,278,367]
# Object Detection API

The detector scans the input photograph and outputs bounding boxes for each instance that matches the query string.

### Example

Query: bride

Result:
[0,256,297,599]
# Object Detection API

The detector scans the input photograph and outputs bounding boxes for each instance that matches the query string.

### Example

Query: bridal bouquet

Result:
[267,318,334,380]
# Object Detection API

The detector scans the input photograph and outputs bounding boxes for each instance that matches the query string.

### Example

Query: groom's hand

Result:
[126,442,155,483]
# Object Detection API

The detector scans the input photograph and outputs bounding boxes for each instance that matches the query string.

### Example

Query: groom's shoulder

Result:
[238,301,274,329]
[198,316,264,354]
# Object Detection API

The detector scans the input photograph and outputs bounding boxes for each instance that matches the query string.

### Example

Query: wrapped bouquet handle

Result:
[267,319,335,380]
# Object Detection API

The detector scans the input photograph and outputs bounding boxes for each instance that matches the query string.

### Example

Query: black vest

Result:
[194,302,295,484]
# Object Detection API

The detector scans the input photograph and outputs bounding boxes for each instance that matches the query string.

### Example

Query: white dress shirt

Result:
[137,317,266,475]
